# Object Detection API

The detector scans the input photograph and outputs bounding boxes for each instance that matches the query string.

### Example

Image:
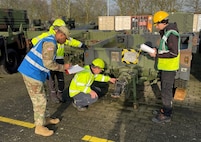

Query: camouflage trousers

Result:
[22,74,47,126]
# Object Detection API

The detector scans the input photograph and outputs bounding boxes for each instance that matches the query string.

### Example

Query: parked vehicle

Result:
[0,26,30,74]
[0,9,29,32]
[65,30,194,108]
[0,9,30,74]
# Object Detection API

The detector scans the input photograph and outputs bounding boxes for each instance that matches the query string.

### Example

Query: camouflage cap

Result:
[58,26,70,38]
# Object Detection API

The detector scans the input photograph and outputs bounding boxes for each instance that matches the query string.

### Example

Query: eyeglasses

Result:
[154,21,163,26]
[154,19,168,26]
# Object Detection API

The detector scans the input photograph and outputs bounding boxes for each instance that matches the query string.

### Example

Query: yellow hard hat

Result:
[52,19,66,27]
[153,11,169,24]
[92,58,105,70]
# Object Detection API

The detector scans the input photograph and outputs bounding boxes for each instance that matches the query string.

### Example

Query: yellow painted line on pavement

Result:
[0,116,35,128]
[82,135,114,142]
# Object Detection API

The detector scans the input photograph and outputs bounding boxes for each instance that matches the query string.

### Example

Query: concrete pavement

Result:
[0,53,201,142]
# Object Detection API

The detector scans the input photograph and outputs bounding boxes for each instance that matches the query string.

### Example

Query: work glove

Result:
[81,43,88,51]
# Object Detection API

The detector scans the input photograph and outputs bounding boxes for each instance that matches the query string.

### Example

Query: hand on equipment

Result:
[81,43,88,51]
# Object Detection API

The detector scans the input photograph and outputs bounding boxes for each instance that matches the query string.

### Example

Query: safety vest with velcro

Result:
[18,35,57,82]
[69,65,110,97]
[158,29,180,71]
[31,26,82,59]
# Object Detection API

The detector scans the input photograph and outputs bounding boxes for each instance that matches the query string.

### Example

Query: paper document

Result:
[67,64,84,74]
[140,44,155,54]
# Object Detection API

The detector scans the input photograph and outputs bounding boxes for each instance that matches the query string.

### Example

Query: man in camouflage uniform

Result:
[31,19,88,103]
[18,26,71,137]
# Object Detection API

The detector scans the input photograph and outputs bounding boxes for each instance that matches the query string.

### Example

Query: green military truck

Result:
[62,17,75,29]
[0,9,29,32]
[0,9,30,74]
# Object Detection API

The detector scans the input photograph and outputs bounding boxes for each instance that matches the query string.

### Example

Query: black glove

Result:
[81,43,88,51]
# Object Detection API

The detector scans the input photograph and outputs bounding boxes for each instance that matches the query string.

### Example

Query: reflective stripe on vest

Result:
[26,36,56,72]
[25,56,49,73]
[70,73,93,93]
[69,66,94,97]
[158,30,180,71]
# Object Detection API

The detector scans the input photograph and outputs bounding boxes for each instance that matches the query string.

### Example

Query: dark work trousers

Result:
[49,59,64,94]
[50,70,64,93]
[73,92,98,107]
[160,70,176,116]
[91,81,109,98]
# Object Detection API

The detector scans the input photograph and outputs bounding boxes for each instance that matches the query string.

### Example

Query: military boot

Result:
[35,125,54,136]
[45,118,60,125]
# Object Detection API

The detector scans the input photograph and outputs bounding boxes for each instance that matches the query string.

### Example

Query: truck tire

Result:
[0,49,20,74]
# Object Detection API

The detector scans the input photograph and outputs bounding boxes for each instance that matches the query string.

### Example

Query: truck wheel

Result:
[0,49,20,74]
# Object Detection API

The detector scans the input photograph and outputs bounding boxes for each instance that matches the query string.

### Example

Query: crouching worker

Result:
[18,26,71,136]
[69,58,117,111]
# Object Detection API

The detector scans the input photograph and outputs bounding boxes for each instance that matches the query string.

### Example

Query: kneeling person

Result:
[69,58,116,111]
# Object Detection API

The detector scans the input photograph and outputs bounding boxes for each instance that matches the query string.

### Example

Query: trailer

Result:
[65,30,194,108]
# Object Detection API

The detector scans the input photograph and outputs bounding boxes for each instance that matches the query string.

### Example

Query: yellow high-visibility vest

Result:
[158,30,180,71]
[69,65,110,97]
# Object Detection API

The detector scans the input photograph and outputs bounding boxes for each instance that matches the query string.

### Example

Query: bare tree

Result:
[184,0,201,13]
[0,0,31,10]
[72,0,106,24]
[50,0,70,19]
[29,0,50,21]
[114,0,184,15]
[0,0,192,26]
[67,0,71,18]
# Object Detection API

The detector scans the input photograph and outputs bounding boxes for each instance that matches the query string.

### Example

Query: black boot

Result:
[152,107,172,123]
[56,91,63,102]
[163,106,173,117]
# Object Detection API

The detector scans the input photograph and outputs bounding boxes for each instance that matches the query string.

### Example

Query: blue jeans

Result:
[73,92,98,107]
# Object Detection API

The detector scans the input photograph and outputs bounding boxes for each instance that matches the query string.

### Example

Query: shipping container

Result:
[131,15,152,34]
[197,14,201,32]
[193,14,201,32]
[115,16,131,31]
[98,16,115,30]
